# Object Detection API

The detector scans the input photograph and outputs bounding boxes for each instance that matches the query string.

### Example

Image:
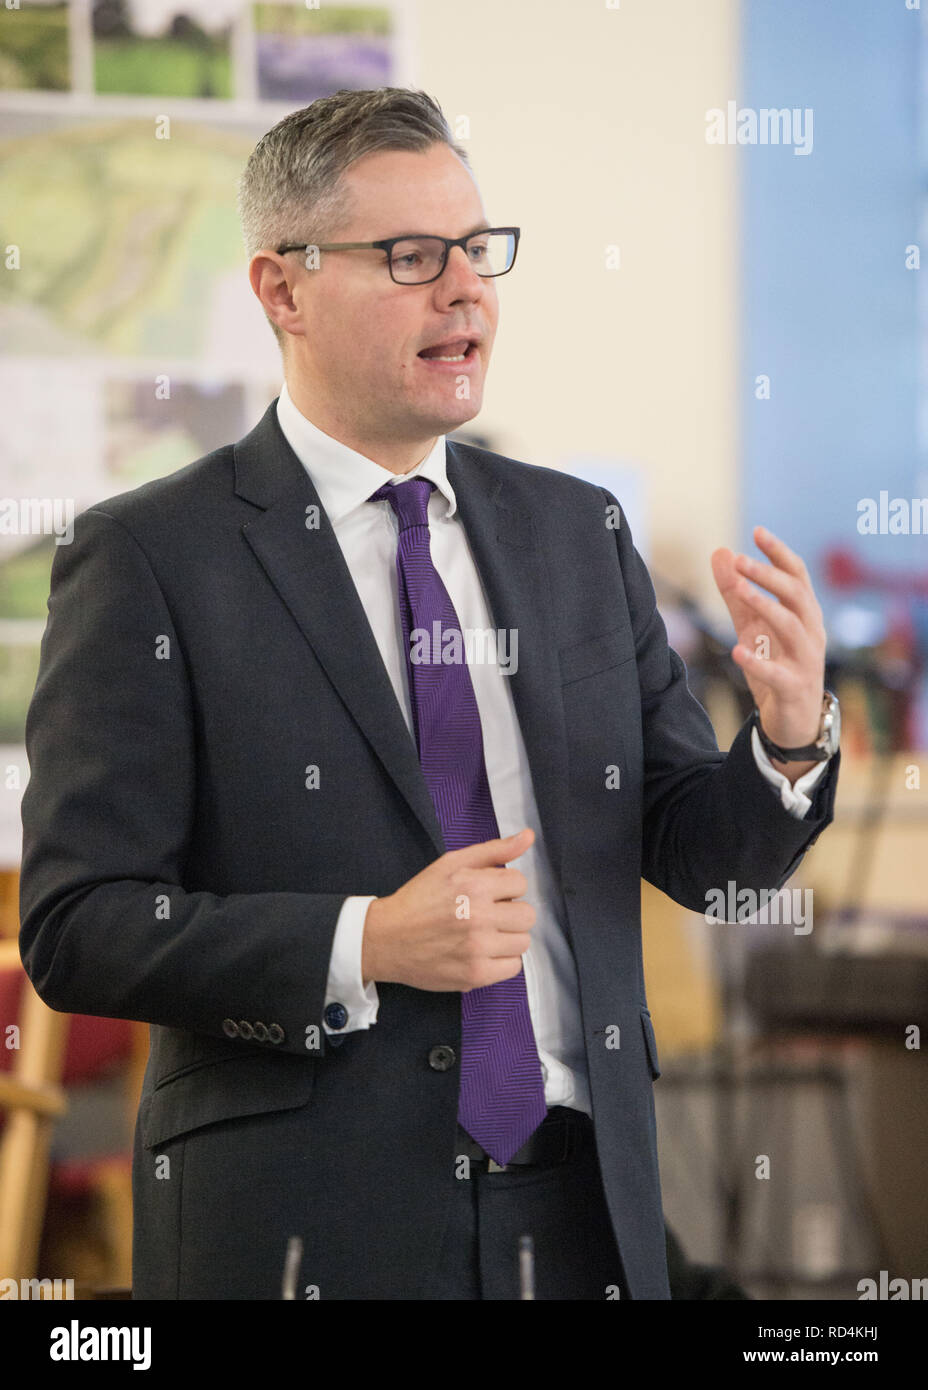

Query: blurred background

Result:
[0,0,926,1300]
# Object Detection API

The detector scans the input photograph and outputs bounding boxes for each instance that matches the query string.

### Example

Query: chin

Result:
[437,396,482,433]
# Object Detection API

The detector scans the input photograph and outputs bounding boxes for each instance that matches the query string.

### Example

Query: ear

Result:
[249,250,306,343]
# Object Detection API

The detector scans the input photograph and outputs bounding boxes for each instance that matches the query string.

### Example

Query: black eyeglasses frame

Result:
[275,226,521,285]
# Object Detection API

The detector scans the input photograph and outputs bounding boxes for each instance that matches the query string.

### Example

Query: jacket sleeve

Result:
[601,488,839,911]
[19,506,344,1057]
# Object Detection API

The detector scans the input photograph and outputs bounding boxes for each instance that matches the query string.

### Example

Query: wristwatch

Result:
[753,689,840,763]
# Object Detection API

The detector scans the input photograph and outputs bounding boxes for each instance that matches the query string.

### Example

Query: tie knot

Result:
[369,477,434,531]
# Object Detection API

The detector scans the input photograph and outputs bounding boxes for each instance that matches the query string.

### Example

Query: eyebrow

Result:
[380,223,493,240]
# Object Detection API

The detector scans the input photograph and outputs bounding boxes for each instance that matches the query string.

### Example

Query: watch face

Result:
[823,693,840,754]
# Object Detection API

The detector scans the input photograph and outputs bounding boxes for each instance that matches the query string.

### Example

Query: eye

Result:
[468,242,490,261]
[393,251,421,268]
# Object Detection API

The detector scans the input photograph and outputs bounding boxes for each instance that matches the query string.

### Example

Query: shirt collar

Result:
[275,379,456,523]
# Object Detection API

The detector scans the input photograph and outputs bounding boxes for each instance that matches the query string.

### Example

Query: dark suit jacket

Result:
[19,401,838,1299]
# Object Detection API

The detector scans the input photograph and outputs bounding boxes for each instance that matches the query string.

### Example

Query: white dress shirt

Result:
[275,380,829,1114]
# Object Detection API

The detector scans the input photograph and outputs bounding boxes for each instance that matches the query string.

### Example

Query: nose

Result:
[438,244,485,300]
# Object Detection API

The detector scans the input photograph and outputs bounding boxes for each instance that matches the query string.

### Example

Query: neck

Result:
[284,373,436,475]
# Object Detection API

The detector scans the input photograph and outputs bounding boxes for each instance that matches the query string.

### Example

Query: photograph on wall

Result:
[92,0,235,99]
[0,112,268,359]
[254,3,394,103]
[0,0,70,93]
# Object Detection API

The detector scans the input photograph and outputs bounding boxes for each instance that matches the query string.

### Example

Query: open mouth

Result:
[417,341,478,365]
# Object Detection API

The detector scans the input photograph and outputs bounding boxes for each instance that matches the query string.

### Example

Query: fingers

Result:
[447,826,535,867]
[449,863,530,904]
[461,956,530,991]
[442,833,536,974]
[733,554,820,629]
[729,580,807,656]
[752,525,808,582]
[734,530,824,632]
[484,898,536,933]
[721,527,826,664]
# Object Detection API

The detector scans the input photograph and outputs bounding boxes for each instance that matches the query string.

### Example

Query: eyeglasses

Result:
[275,226,520,285]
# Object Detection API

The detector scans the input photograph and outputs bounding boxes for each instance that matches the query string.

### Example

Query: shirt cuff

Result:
[751,725,830,819]
[323,896,380,1033]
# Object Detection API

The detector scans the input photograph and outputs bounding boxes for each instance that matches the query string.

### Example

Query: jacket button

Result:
[428,1045,456,1072]
[222,1018,239,1038]
[238,1020,254,1040]
[267,1023,285,1044]
[324,1002,348,1030]
[252,1021,269,1042]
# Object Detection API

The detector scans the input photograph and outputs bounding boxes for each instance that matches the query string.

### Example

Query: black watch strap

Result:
[753,691,839,763]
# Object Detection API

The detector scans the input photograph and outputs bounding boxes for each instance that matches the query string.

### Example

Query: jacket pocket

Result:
[140,1051,316,1150]
[640,1008,662,1080]
[559,628,634,686]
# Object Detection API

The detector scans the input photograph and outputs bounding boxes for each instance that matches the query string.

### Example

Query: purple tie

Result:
[369,476,547,1166]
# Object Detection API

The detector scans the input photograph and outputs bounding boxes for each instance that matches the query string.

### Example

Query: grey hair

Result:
[237,86,472,350]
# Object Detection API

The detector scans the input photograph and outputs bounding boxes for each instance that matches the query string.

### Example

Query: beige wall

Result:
[415,0,740,606]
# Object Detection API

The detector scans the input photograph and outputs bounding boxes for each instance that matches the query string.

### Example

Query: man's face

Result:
[285,143,500,451]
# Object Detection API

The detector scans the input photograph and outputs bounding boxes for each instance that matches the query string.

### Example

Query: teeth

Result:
[422,342,471,362]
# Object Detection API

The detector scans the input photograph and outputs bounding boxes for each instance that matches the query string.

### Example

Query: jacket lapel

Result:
[445,442,569,883]
[233,405,569,880]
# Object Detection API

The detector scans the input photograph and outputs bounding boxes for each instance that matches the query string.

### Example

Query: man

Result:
[19,87,839,1300]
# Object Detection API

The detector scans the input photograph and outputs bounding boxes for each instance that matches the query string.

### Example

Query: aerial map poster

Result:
[0,0,411,806]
